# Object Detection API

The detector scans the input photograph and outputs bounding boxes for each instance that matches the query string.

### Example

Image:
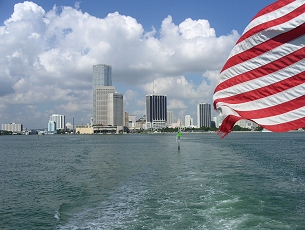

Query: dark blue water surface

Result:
[0,132,304,229]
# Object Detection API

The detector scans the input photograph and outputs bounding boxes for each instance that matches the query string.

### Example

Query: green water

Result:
[0,132,304,229]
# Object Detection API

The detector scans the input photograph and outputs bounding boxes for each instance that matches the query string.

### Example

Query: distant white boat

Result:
[262,128,272,132]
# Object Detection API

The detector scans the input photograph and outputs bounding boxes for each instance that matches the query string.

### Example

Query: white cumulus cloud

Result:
[0,1,239,128]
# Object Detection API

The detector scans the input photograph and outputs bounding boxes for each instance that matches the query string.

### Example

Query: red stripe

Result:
[238,1,304,44]
[252,0,295,21]
[214,0,305,136]
[261,116,305,132]
[218,113,305,135]
[237,94,305,119]
[215,46,305,93]
[218,115,243,138]
[221,22,305,73]
[214,72,305,107]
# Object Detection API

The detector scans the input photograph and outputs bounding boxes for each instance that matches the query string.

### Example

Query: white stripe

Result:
[218,34,305,83]
[227,12,305,60]
[243,1,303,34]
[215,83,305,112]
[214,58,305,99]
[252,105,305,125]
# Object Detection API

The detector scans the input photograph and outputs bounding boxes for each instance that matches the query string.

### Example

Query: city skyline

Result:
[0,1,275,129]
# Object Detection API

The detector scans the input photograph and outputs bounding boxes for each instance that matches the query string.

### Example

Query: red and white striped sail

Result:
[213,0,305,137]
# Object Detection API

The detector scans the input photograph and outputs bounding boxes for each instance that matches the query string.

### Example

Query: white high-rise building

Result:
[93,64,112,125]
[107,92,124,126]
[167,111,174,126]
[49,114,65,130]
[129,115,136,128]
[95,86,115,125]
[2,123,23,132]
[213,115,223,128]
[185,115,194,128]
[197,103,211,128]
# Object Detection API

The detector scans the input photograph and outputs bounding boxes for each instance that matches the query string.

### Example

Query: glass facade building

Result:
[197,103,211,128]
[92,64,112,89]
[146,94,167,129]
[92,64,112,125]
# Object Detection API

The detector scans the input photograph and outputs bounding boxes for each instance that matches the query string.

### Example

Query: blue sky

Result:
[0,0,275,129]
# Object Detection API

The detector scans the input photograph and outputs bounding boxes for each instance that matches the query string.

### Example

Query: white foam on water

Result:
[54,211,60,221]
[57,178,148,229]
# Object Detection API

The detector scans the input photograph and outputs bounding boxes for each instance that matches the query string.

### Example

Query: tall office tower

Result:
[197,103,211,128]
[93,64,112,88]
[167,111,174,126]
[185,115,194,128]
[107,92,124,126]
[49,114,65,130]
[93,64,112,125]
[146,94,167,129]
[95,86,115,125]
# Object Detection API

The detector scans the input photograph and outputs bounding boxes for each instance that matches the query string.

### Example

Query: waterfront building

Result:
[49,114,65,130]
[95,86,115,125]
[236,119,259,130]
[92,64,112,125]
[66,122,74,131]
[167,111,174,126]
[213,115,223,128]
[177,118,183,128]
[197,103,211,128]
[47,120,56,132]
[185,115,194,128]
[129,115,136,128]
[146,94,167,129]
[107,92,124,126]
[124,112,129,127]
[136,115,146,129]
[1,123,23,133]
[75,125,93,134]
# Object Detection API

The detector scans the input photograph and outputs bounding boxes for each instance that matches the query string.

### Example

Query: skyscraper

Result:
[107,92,124,126]
[92,64,112,125]
[92,64,112,89]
[197,103,211,128]
[167,111,174,126]
[95,86,115,125]
[49,114,65,130]
[146,94,167,129]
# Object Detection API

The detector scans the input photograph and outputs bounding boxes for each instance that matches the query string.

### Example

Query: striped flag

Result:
[213,0,305,137]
